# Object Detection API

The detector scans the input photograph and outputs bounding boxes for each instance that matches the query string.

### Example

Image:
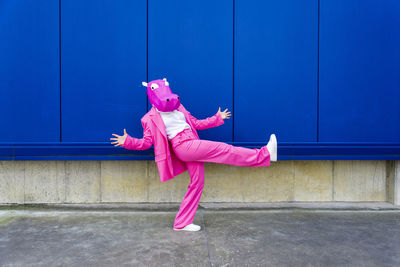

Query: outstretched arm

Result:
[187,107,231,130]
[110,121,153,150]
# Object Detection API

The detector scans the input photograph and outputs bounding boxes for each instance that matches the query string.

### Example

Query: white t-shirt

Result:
[156,109,191,139]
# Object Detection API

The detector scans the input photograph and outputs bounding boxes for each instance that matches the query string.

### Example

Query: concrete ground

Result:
[1,203,400,267]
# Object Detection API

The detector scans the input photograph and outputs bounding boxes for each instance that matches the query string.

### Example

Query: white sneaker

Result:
[173,223,201,232]
[266,134,277,162]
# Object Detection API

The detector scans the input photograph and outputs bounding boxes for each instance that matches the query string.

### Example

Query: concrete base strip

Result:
[1,201,399,213]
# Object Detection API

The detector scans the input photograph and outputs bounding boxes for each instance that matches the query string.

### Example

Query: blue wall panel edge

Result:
[0,143,399,160]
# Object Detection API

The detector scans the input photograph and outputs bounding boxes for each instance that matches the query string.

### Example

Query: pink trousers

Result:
[170,128,270,229]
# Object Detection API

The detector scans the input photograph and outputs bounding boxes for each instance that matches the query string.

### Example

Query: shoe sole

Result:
[173,228,201,232]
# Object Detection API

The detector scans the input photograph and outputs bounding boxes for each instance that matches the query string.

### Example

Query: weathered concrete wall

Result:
[0,160,398,204]
[387,160,400,205]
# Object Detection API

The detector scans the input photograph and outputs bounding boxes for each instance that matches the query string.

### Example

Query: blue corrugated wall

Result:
[0,0,399,160]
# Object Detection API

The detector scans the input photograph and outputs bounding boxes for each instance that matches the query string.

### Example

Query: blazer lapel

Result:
[149,107,168,139]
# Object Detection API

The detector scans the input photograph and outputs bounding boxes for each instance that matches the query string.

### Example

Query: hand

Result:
[110,129,128,147]
[218,107,232,120]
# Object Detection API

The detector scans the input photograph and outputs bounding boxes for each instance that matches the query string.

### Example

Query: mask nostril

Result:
[166,98,170,102]
[178,96,180,100]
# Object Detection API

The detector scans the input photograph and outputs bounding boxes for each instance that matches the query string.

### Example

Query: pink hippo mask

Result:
[142,78,180,112]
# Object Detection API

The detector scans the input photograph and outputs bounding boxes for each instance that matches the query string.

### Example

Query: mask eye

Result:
[150,83,159,90]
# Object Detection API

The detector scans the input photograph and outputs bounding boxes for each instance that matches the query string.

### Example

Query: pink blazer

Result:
[122,104,225,182]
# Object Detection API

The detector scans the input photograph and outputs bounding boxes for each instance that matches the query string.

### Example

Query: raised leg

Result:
[172,139,270,167]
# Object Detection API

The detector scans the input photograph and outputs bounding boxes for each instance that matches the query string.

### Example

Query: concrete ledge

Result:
[1,201,399,212]
[199,201,400,211]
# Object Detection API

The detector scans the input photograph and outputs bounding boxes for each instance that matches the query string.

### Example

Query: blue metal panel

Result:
[234,0,318,143]
[319,0,400,142]
[61,0,147,142]
[0,0,60,142]
[1,0,399,160]
[148,0,233,142]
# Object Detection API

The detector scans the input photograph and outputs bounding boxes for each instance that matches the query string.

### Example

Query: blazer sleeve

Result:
[187,109,225,130]
[121,120,153,150]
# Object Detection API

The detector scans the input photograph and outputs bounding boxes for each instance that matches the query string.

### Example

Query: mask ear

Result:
[163,78,169,86]
[142,82,148,87]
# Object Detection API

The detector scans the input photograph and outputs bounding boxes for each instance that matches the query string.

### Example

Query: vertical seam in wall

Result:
[99,161,102,203]
[293,161,296,202]
[389,160,395,203]
[55,161,59,202]
[59,0,62,142]
[62,161,66,203]
[147,161,150,202]
[232,0,235,142]
[396,161,399,205]
[394,161,397,204]
[63,161,66,203]
[293,161,296,201]
[317,0,320,142]
[332,160,335,201]
[385,161,389,202]
[12,162,16,202]
[373,161,378,200]
[65,161,71,203]
[23,162,26,203]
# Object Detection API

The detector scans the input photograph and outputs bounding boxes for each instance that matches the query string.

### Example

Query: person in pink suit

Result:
[110,78,278,232]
